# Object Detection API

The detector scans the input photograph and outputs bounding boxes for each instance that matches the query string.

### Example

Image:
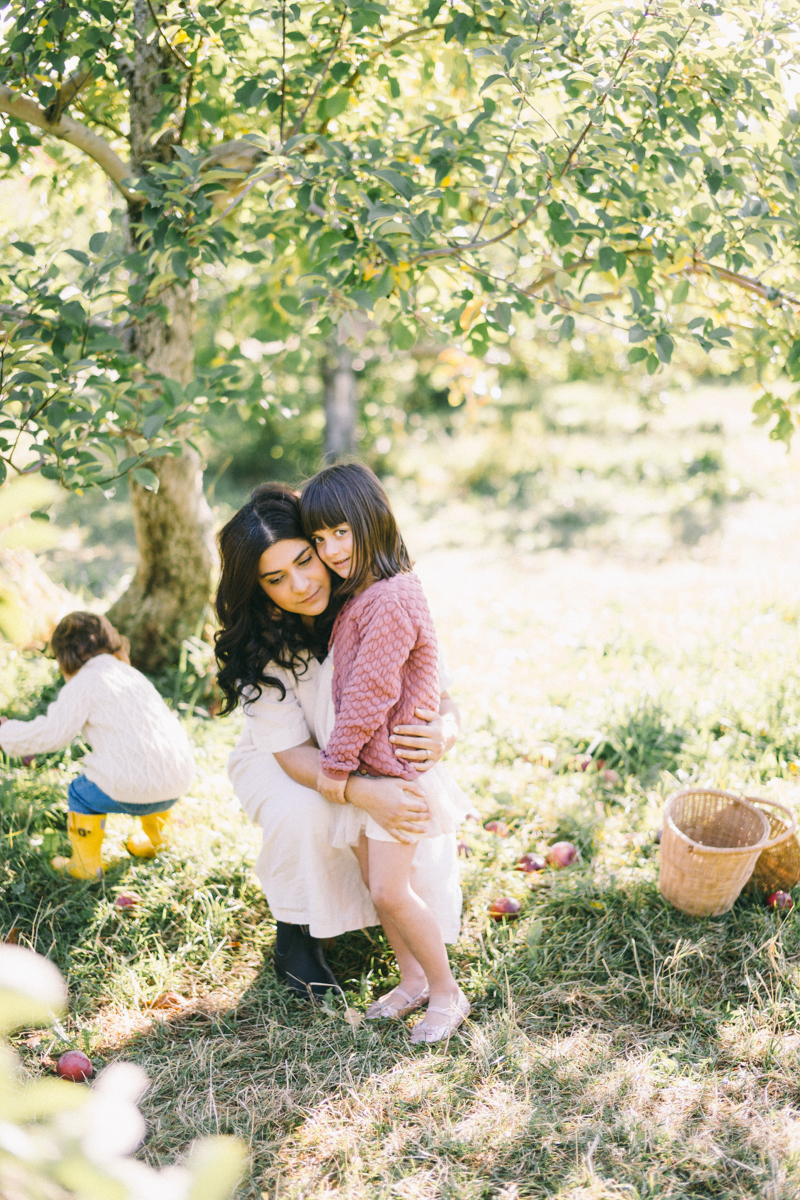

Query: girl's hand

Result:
[389,696,460,773]
[0,716,7,726]
[346,775,429,843]
[317,771,348,805]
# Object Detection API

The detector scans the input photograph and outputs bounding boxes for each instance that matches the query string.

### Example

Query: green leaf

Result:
[89,232,109,254]
[392,323,416,350]
[131,467,159,491]
[559,315,575,341]
[143,414,166,438]
[370,169,414,201]
[598,246,616,273]
[325,90,350,119]
[65,249,90,265]
[12,241,36,256]
[627,347,648,364]
[672,279,690,304]
[786,339,800,381]
[646,353,659,375]
[30,510,50,522]
[676,113,701,141]
[655,333,674,363]
[704,233,726,259]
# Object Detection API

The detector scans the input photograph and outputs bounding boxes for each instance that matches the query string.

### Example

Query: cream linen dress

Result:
[227,652,463,942]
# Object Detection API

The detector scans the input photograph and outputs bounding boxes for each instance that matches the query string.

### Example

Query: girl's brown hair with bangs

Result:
[300,462,411,602]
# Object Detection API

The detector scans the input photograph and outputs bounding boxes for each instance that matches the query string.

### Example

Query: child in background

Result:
[300,463,475,1044]
[0,612,195,880]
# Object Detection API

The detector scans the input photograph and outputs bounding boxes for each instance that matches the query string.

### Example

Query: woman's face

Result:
[257,538,331,615]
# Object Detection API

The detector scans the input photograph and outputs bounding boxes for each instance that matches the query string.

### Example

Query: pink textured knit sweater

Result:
[319,572,440,782]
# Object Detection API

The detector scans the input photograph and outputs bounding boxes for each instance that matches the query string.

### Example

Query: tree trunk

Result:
[322,343,357,463]
[107,0,216,672]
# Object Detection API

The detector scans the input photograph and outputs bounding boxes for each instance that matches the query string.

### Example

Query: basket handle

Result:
[745,796,798,851]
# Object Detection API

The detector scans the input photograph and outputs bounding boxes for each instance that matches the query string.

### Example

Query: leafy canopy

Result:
[1,0,800,494]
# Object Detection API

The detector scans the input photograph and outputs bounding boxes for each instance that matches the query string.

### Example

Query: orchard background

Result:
[4,0,800,1196]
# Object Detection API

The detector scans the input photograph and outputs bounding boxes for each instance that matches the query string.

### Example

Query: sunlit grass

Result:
[6,386,800,1196]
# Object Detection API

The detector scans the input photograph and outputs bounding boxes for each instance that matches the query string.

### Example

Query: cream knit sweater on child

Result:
[0,654,195,805]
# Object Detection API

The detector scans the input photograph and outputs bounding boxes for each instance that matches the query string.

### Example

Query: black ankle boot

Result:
[274,921,339,1000]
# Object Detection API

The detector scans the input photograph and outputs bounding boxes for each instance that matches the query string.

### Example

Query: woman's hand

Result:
[389,694,460,773]
[345,774,430,844]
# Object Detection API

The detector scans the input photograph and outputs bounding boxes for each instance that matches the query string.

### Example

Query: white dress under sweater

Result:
[0,654,195,805]
[227,651,464,942]
[316,652,477,847]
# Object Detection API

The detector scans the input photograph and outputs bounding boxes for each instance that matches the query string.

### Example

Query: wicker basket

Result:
[659,788,770,916]
[746,797,800,893]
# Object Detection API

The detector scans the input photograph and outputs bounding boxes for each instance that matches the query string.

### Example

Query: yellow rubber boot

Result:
[126,811,171,859]
[52,813,106,881]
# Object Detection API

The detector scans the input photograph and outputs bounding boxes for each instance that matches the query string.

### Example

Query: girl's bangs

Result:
[300,480,351,537]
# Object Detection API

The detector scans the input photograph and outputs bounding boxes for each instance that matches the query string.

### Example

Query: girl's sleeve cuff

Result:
[319,765,351,781]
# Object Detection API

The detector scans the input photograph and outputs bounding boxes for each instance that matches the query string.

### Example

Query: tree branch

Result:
[0,84,138,200]
[144,0,192,69]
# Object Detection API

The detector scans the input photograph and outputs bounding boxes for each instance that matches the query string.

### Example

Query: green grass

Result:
[7,386,800,1197]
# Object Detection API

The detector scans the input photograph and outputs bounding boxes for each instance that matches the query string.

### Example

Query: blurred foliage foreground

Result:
[4,531,800,1197]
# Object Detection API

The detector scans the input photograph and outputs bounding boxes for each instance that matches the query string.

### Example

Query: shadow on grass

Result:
[44,870,799,1200]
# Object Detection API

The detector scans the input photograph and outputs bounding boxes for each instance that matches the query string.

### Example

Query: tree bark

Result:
[107,0,216,672]
[322,343,357,462]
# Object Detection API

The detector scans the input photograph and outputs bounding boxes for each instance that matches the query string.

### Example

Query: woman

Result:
[214,484,462,999]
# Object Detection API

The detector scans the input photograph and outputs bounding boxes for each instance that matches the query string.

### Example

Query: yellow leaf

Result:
[459,296,484,331]
[669,255,693,275]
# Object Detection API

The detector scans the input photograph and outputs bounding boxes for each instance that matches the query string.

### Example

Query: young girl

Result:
[300,462,475,1044]
[0,612,195,880]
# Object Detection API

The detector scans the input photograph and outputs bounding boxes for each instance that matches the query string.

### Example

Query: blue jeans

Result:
[68,774,178,816]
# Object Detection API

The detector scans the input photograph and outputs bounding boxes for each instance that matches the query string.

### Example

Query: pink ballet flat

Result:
[365,983,430,1020]
[409,989,471,1045]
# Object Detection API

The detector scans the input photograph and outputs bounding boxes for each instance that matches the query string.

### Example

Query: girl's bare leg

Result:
[366,837,459,1022]
[353,835,426,994]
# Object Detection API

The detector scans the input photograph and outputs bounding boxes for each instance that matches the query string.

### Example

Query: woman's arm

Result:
[389,691,460,773]
[274,741,431,843]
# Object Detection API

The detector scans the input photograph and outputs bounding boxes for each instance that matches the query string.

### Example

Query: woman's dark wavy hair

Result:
[300,461,411,603]
[214,483,331,715]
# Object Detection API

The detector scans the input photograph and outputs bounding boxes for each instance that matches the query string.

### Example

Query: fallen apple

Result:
[546,841,578,868]
[457,840,472,858]
[603,769,620,785]
[21,755,35,768]
[766,891,794,911]
[115,893,141,911]
[515,853,546,873]
[488,897,522,920]
[485,820,510,837]
[56,1050,93,1082]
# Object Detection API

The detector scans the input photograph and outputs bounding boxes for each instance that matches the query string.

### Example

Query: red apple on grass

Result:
[515,853,546,873]
[115,893,141,911]
[56,1050,93,1082]
[766,891,794,911]
[488,897,522,920]
[21,755,35,767]
[546,841,578,868]
[484,820,510,837]
[457,840,472,858]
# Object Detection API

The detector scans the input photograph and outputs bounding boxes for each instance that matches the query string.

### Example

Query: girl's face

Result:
[310,524,354,579]
[257,538,331,615]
